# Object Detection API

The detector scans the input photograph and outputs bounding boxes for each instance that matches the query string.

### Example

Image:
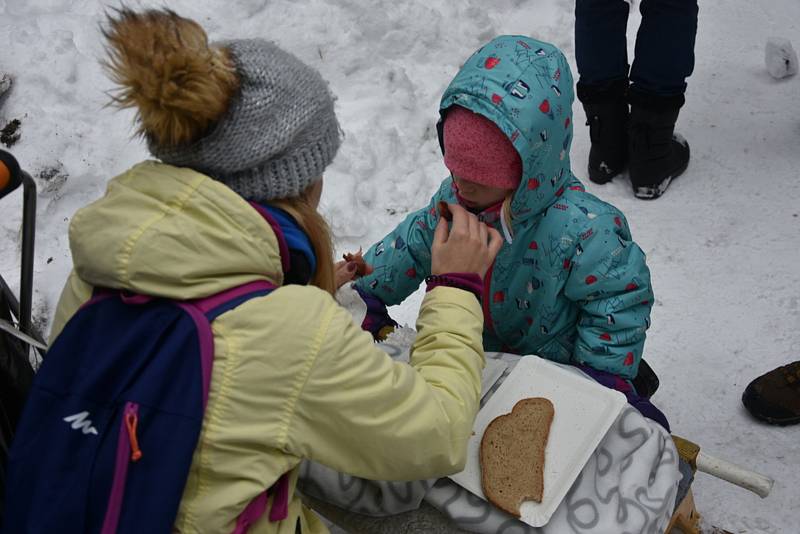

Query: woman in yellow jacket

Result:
[43,8,502,534]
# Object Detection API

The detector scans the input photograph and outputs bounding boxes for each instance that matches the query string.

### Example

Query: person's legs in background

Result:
[574,0,699,199]
[628,0,699,199]
[574,0,631,185]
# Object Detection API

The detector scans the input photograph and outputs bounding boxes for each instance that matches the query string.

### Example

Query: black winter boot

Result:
[577,79,629,185]
[742,361,800,426]
[628,90,690,200]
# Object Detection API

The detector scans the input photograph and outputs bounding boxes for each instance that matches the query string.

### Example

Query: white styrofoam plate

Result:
[449,356,627,527]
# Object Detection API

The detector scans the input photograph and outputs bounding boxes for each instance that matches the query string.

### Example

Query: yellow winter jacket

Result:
[50,161,485,534]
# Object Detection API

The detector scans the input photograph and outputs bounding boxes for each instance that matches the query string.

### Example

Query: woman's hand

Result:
[335,248,374,289]
[335,260,358,289]
[431,202,503,278]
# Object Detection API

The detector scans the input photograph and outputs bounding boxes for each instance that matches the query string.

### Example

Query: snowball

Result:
[765,37,798,79]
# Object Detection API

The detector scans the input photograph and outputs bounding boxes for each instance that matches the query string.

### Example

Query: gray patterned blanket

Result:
[298,325,680,533]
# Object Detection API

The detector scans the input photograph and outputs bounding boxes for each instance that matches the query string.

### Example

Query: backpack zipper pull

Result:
[125,407,143,462]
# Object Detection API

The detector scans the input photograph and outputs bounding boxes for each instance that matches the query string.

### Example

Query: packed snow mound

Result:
[765,37,798,79]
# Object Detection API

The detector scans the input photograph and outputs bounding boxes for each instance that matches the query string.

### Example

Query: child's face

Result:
[451,174,512,210]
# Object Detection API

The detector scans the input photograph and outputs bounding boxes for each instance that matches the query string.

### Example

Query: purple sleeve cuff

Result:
[425,272,483,300]
[353,286,398,339]
[578,364,670,431]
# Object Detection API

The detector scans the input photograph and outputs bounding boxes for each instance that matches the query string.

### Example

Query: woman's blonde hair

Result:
[502,194,514,235]
[269,186,336,295]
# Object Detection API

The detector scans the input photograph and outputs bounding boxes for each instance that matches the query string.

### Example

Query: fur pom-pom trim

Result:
[102,8,239,147]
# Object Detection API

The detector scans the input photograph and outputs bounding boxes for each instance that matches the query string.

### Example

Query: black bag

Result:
[0,148,39,526]
[0,289,35,524]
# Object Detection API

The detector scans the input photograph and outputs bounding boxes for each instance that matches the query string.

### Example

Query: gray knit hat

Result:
[149,39,341,202]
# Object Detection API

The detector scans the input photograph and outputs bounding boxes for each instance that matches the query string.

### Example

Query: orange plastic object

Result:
[0,160,10,191]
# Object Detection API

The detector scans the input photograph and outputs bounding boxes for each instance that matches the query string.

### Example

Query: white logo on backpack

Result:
[63,411,99,435]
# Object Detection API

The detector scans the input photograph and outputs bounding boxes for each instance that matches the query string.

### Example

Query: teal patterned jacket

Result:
[355,35,653,379]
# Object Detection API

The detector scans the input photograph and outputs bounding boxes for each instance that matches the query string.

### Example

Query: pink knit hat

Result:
[443,106,522,190]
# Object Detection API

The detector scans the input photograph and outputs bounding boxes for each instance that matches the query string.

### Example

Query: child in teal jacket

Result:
[354,35,654,381]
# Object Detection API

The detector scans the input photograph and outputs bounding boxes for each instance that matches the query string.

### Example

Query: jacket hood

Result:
[439,35,576,222]
[68,161,284,299]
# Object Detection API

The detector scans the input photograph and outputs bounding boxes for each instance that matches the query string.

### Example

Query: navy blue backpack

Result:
[2,281,290,534]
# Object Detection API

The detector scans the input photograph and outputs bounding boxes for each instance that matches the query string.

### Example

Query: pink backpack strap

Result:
[268,472,291,521]
[189,281,276,315]
[231,473,291,533]
[230,492,267,534]
[79,288,153,312]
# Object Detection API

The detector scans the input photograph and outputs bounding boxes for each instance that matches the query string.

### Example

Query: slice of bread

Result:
[479,397,554,517]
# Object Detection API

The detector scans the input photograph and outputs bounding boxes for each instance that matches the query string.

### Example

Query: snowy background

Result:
[1,0,798,532]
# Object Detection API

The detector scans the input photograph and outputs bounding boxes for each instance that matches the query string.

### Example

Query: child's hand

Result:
[431,202,503,278]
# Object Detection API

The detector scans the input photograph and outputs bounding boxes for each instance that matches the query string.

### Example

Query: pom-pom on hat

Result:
[150,40,341,202]
[103,9,341,202]
[443,105,521,190]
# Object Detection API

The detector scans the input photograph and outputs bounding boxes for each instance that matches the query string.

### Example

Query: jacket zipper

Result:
[100,401,141,534]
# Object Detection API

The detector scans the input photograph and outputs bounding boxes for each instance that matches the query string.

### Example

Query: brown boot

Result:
[742,361,800,425]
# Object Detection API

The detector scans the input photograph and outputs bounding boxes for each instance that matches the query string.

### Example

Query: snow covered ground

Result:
[1,0,798,532]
